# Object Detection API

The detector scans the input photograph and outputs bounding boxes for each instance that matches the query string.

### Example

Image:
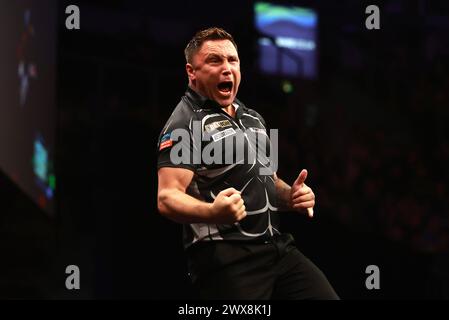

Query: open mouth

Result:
[217,81,233,94]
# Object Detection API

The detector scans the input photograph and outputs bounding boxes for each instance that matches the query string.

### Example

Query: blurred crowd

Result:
[271,30,449,254]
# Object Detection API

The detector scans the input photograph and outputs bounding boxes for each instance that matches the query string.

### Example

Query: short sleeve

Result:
[157,103,198,172]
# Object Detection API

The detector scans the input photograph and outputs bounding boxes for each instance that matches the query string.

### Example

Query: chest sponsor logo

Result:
[204,120,232,133]
[211,128,236,142]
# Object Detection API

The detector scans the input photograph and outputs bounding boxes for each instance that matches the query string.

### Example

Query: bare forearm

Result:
[275,177,293,211]
[158,189,213,224]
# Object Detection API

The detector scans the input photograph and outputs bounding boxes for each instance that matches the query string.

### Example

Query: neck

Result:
[189,84,236,118]
[222,104,236,118]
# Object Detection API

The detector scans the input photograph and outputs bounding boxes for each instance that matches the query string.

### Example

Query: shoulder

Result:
[160,98,196,133]
[244,107,266,123]
[170,98,196,122]
[236,100,267,129]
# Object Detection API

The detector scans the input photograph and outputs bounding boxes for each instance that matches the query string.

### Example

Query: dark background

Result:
[1,0,448,299]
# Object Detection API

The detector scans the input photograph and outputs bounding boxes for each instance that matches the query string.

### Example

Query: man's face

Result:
[187,39,241,108]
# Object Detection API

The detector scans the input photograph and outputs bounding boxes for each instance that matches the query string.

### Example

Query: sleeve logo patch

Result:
[159,133,173,151]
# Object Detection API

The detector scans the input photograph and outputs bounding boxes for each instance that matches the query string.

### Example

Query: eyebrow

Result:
[205,53,239,61]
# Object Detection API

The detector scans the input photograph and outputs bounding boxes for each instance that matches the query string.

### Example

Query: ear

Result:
[186,63,195,82]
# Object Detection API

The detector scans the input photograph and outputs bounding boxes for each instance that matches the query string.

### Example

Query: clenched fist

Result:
[210,187,246,224]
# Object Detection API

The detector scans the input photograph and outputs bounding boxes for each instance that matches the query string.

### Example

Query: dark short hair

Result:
[184,27,238,64]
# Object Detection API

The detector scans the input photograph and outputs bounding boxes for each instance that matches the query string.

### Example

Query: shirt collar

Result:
[185,86,217,109]
[185,86,243,112]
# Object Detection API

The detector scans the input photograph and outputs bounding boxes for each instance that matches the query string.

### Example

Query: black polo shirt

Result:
[157,87,280,248]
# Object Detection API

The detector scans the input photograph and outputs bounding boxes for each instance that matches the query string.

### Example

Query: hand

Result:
[291,169,315,218]
[211,188,246,224]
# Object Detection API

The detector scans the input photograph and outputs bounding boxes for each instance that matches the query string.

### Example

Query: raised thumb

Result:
[293,169,308,186]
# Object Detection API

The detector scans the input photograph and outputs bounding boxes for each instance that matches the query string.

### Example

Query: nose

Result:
[222,60,232,75]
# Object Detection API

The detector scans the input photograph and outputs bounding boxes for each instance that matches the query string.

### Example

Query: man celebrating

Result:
[157,27,338,299]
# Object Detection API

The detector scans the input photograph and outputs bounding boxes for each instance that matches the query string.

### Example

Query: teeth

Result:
[218,82,232,92]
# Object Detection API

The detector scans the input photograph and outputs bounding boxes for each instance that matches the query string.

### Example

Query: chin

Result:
[219,101,232,108]
[215,96,235,108]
